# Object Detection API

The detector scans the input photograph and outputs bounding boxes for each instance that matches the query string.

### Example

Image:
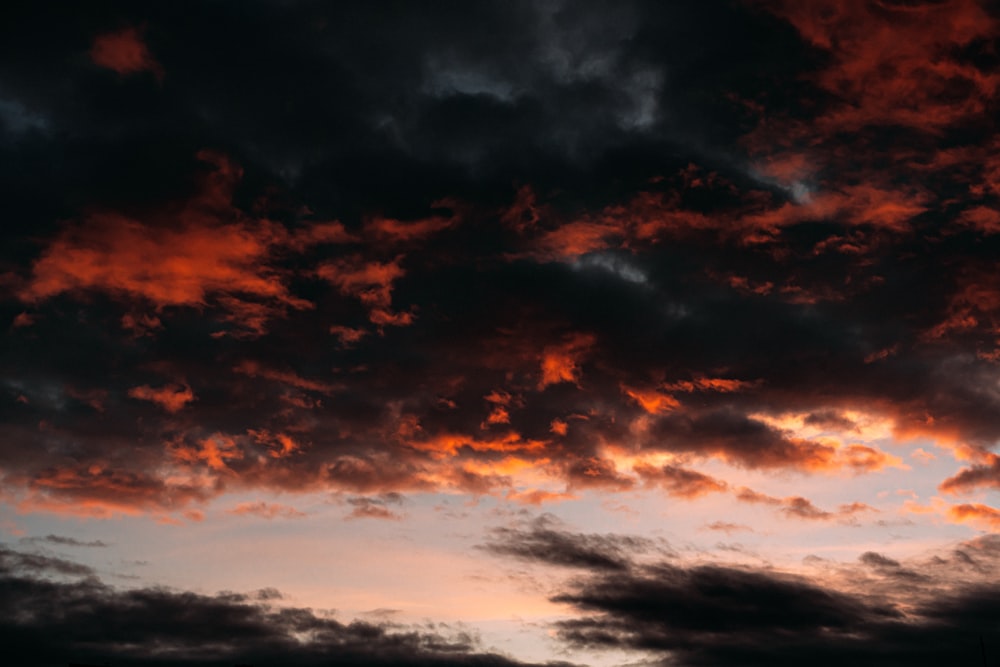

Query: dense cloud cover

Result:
[1,0,999,665]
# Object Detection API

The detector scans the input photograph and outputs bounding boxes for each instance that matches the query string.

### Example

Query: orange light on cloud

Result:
[763,0,999,133]
[407,431,548,458]
[19,152,328,335]
[173,434,244,472]
[228,501,306,519]
[21,465,213,518]
[622,385,680,414]
[947,502,1000,530]
[538,333,595,389]
[90,26,163,79]
[317,255,414,327]
[128,383,196,413]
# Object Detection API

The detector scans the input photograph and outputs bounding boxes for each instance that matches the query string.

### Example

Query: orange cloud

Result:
[763,0,999,133]
[248,430,303,459]
[663,377,759,393]
[20,151,316,336]
[23,213,290,306]
[538,333,596,389]
[948,502,1000,530]
[316,255,413,327]
[90,26,163,79]
[927,265,1000,347]
[505,489,577,505]
[228,501,305,519]
[128,384,195,413]
[406,431,547,458]
[329,325,367,347]
[634,463,728,499]
[362,209,456,244]
[172,434,243,472]
[622,385,680,414]
[740,184,929,235]
[840,444,904,474]
[22,465,212,518]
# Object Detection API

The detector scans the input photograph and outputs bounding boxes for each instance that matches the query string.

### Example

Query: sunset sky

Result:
[2,1,1000,665]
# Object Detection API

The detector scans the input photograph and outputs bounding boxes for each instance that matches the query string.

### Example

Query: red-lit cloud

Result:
[947,502,1000,530]
[763,0,998,134]
[538,333,595,389]
[128,384,196,413]
[90,26,163,80]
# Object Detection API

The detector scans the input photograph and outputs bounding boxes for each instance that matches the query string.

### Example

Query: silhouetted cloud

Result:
[479,515,658,571]
[480,524,1000,667]
[24,534,109,548]
[0,544,573,667]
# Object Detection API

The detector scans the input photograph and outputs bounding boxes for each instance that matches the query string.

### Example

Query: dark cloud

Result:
[479,515,659,571]
[553,561,1000,667]
[939,453,1000,494]
[0,544,95,577]
[860,551,901,569]
[478,524,1000,667]
[344,493,405,521]
[634,463,729,498]
[0,544,571,667]
[0,0,997,539]
[24,534,109,548]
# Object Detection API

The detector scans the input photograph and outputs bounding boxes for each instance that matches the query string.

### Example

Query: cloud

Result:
[344,493,405,521]
[0,0,998,532]
[735,487,875,522]
[939,453,1000,493]
[19,151,318,336]
[762,0,998,134]
[24,535,109,548]
[0,544,95,577]
[479,515,656,571]
[89,25,163,79]
[647,410,838,470]
[19,465,215,518]
[128,383,196,413]
[482,523,1000,667]
[537,333,595,390]
[703,521,753,534]
[634,463,729,499]
[947,502,1000,530]
[227,501,306,520]
[0,545,563,667]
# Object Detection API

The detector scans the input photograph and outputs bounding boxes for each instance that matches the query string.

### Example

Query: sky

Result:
[1,1,1000,665]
